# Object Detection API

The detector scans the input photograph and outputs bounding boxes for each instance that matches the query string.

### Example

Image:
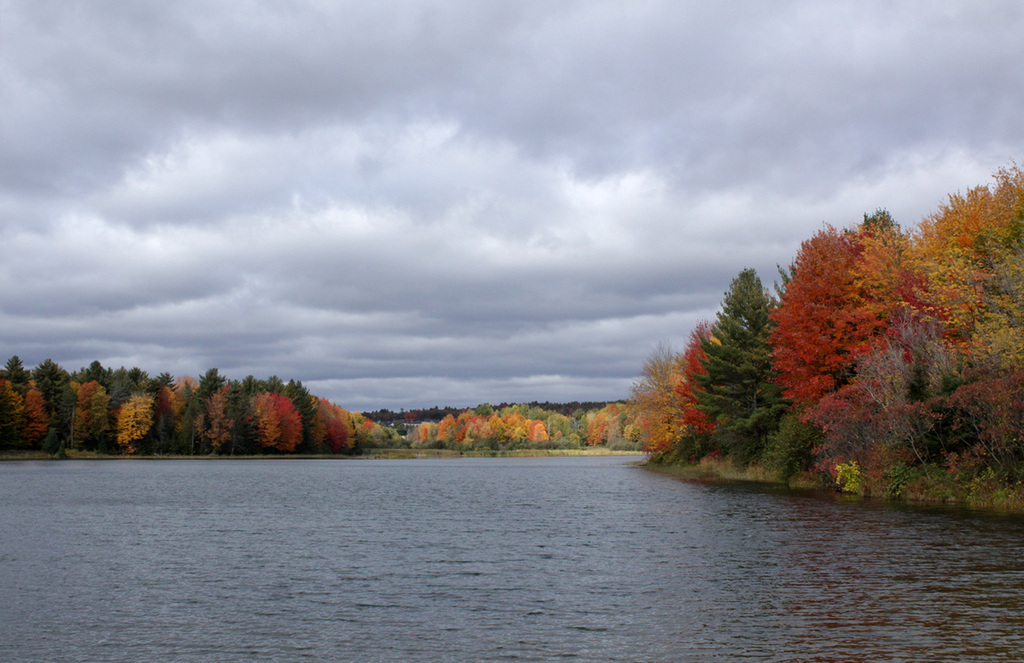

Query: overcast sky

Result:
[2,1,1023,411]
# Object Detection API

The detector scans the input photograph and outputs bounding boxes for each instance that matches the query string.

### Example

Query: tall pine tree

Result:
[1,356,31,395]
[695,268,786,460]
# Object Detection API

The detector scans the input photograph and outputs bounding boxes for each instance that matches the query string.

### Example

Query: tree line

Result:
[0,360,391,456]
[401,402,635,452]
[0,355,634,456]
[363,400,626,425]
[629,164,1024,502]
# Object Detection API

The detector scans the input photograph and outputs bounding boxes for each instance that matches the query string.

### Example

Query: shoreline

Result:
[0,447,643,462]
[645,456,1024,514]
[7,447,1023,513]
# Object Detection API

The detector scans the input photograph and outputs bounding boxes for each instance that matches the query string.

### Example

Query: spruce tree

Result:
[32,359,70,418]
[695,268,786,461]
[2,356,31,395]
[0,380,23,449]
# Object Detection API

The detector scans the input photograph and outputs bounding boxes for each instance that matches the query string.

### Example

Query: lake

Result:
[1,456,1023,661]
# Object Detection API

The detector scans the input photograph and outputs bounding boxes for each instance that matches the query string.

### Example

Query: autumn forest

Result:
[0,356,633,457]
[630,164,1024,505]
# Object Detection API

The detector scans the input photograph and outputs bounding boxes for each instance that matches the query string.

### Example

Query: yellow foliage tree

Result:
[413,421,435,446]
[503,412,528,444]
[977,243,1024,369]
[115,393,154,454]
[251,392,282,449]
[853,218,921,321]
[487,414,507,442]
[626,342,688,453]
[912,166,1024,347]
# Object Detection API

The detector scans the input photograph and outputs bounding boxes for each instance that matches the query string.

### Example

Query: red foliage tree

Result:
[676,321,716,438]
[252,392,302,453]
[947,370,1024,473]
[311,398,352,453]
[323,411,350,453]
[21,387,50,449]
[771,227,884,410]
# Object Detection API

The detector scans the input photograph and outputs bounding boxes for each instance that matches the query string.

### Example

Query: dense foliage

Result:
[401,402,635,452]
[364,401,619,424]
[0,360,382,456]
[632,164,1024,503]
[0,354,633,456]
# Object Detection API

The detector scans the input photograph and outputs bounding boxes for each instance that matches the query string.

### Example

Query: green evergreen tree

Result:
[41,427,63,456]
[175,380,202,454]
[263,375,285,394]
[695,268,786,461]
[239,375,262,396]
[2,356,31,395]
[151,372,175,391]
[0,380,23,448]
[224,381,253,455]
[107,368,135,409]
[77,360,111,389]
[32,359,70,419]
[197,368,227,402]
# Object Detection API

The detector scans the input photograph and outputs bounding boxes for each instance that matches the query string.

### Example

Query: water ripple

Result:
[1,457,1023,661]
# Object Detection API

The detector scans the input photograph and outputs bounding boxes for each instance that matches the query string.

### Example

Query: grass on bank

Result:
[645,454,823,489]
[647,453,1024,512]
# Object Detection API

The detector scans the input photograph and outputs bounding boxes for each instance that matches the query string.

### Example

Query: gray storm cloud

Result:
[2,0,1023,410]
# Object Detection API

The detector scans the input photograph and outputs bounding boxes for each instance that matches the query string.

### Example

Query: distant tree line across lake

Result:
[364,401,623,425]
[379,402,635,452]
[0,356,634,456]
[361,401,636,452]
[628,164,1024,506]
[0,361,375,456]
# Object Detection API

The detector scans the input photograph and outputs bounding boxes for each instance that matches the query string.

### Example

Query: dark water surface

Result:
[2,456,1023,662]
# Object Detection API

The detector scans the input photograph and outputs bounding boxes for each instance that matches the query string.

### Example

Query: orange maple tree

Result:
[203,387,233,452]
[252,392,302,453]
